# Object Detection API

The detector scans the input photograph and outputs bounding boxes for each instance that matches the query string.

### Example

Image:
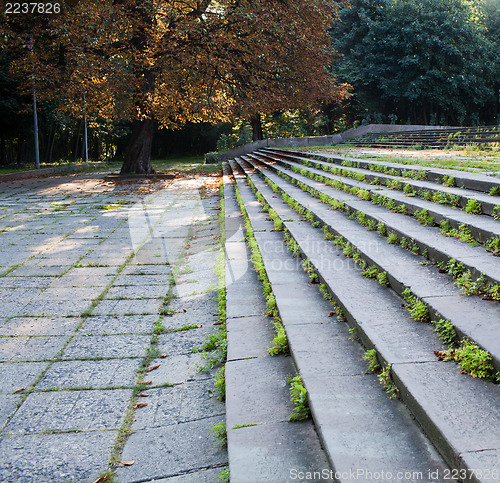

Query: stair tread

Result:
[223,172,334,481]
[230,158,500,480]
[245,154,500,286]
[229,160,452,480]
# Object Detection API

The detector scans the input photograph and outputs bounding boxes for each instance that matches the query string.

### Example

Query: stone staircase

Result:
[345,126,500,149]
[224,148,500,482]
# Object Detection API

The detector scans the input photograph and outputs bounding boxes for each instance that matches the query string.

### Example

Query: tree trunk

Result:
[251,114,263,141]
[120,118,155,174]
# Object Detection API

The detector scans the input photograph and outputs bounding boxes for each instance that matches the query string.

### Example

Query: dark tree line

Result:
[330,0,500,126]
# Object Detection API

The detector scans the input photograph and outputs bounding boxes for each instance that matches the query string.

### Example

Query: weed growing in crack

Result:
[233,183,289,357]
[377,364,398,399]
[286,374,310,421]
[465,199,482,214]
[443,339,497,380]
[402,289,430,322]
[218,469,230,483]
[210,422,227,447]
[377,271,390,286]
[432,318,457,347]
[363,349,381,374]
[269,319,289,356]
[214,365,225,401]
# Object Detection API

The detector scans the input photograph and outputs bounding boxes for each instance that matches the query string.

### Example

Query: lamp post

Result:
[30,36,40,169]
[83,93,88,163]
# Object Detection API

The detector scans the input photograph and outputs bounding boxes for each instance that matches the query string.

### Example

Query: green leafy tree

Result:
[331,0,498,125]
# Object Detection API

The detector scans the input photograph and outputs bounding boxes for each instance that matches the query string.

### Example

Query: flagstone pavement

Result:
[0,171,228,482]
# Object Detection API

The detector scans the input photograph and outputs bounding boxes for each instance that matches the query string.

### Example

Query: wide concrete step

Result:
[265,147,500,194]
[261,149,500,247]
[226,160,452,483]
[262,148,500,213]
[244,152,500,295]
[344,126,500,149]
[229,158,500,482]
[239,155,500,371]
[223,168,333,482]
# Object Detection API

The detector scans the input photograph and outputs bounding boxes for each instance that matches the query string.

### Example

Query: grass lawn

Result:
[0,155,219,176]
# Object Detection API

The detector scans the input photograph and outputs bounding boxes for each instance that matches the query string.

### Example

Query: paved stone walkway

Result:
[0,171,227,482]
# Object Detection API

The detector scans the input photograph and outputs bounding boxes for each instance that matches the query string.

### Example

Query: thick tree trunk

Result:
[251,114,263,141]
[120,118,155,174]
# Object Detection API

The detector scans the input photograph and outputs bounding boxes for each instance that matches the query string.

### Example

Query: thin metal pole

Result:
[83,93,88,162]
[30,36,40,169]
[33,89,40,169]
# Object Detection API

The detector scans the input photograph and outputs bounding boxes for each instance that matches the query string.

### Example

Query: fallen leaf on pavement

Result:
[137,392,149,397]
[146,364,160,372]
[13,387,26,394]
[133,402,148,409]
[92,477,110,483]
[121,460,135,466]
[328,311,334,317]
[160,353,168,358]
[142,380,153,385]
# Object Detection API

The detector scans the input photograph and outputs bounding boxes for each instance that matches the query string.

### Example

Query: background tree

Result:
[331,0,499,126]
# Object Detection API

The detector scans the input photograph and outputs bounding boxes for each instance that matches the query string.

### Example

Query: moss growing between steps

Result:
[233,182,289,357]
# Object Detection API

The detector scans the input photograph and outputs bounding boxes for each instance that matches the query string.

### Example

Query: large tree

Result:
[331,0,498,125]
[2,0,347,173]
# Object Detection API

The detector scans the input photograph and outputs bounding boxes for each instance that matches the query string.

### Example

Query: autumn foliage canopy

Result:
[1,0,348,173]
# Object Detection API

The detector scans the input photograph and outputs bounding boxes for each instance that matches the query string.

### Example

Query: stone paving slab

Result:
[79,315,156,335]
[0,301,29,318]
[64,265,119,278]
[132,379,225,430]
[61,334,151,359]
[0,395,20,429]
[0,336,67,362]
[157,326,214,357]
[0,361,49,394]
[4,389,132,434]
[8,265,68,278]
[91,298,162,316]
[113,274,169,286]
[0,430,117,482]
[36,358,141,390]
[105,284,168,300]
[145,353,210,386]
[0,288,43,302]
[39,286,104,301]
[48,274,115,287]
[20,299,91,317]
[226,281,267,319]
[120,264,172,276]
[115,416,227,483]
[0,276,54,289]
